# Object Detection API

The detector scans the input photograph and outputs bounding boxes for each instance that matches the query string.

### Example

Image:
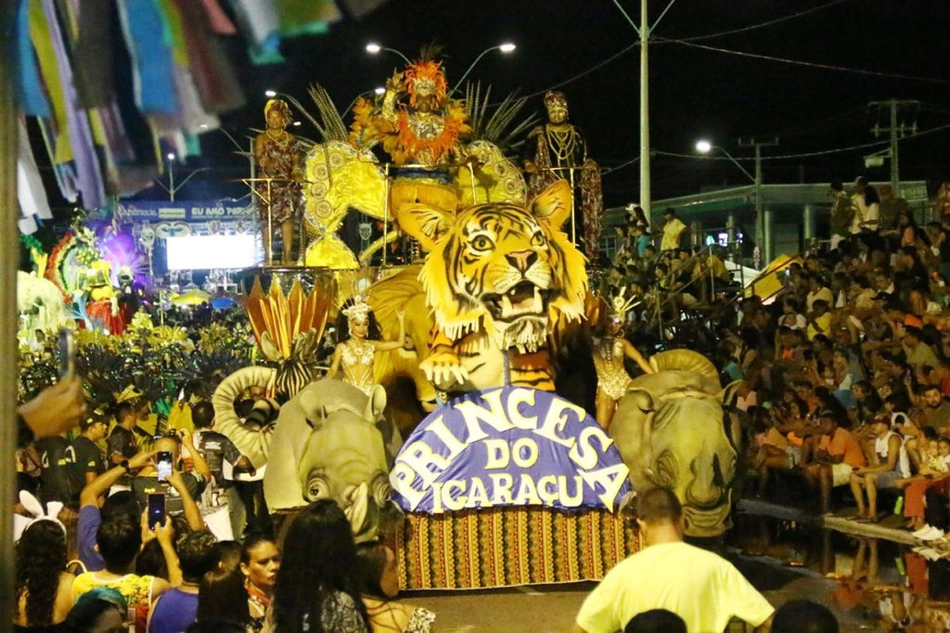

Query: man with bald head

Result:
[132,430,211,519]
[573,488,774,633]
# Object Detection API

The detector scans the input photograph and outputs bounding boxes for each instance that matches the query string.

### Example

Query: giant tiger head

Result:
[397,180,587,352]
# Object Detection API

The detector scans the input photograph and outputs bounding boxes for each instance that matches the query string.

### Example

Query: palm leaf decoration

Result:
[283,83,349,145]
[464,81,538,154]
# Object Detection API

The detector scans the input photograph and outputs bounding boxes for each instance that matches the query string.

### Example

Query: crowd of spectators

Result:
[605,179,950,540]
[17,174,949,632]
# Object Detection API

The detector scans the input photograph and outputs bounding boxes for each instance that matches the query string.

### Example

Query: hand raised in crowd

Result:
[153,516,175,547]
[129,449,156,472]
[18,376,86,439]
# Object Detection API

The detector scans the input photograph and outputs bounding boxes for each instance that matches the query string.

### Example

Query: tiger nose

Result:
[506,250,537,272]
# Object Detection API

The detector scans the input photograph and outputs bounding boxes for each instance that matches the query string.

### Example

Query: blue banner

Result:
[391,387,632,514]
[116,200,255,224]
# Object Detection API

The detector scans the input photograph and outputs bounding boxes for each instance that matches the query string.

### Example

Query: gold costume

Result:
[339,338,376,395]
[593,337,634,400]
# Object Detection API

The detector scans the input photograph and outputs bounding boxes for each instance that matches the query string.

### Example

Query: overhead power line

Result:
[663,0,852,43]
[657,39,950,85]
[651,123,950,163]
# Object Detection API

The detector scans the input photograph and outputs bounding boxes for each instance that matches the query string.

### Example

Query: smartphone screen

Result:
[147,493,165,530]
[58,329,74,379]
[156,451,173,482]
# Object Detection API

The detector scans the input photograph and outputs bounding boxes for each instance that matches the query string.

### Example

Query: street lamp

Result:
[365,42,411,64]
[342,87,387,116]
[694,140,754,183]
[451,42,516,92]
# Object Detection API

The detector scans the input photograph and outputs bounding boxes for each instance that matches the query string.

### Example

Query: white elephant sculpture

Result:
[609,349,740,537]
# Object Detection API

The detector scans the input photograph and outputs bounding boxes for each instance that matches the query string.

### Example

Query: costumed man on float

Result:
[349,54,470,261]
[254,98,304,265]
[524,91,603,261]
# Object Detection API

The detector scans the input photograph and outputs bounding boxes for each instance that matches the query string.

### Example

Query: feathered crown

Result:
[405,60,447,107]
[341,294,372,322]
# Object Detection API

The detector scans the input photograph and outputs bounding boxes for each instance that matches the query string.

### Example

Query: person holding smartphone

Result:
[131,431,209,530]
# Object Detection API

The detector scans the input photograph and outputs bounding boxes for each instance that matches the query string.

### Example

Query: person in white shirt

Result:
[851,176,880,234]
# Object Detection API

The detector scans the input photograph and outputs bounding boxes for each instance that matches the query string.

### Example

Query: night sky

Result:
[70,1,950,208]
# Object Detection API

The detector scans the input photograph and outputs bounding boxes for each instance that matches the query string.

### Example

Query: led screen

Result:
[165,234,257,270]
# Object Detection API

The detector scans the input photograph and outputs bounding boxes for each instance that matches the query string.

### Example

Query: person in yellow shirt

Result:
[660,208,687,252]
[807,300,832,341]
[573,488,775,633]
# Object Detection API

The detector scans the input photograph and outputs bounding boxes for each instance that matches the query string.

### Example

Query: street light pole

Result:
[640,0,650,217]
[739,137,779,263]
[451,43,516,93]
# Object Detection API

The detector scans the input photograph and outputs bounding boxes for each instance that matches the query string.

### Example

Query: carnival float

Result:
[18,50,740,590]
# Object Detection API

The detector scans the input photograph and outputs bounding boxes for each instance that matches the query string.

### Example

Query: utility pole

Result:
[869,99,918,194]
[640,0,650,216]
[738,137,779,263]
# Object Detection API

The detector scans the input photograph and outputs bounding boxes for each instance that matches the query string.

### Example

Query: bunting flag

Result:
[14,0,389,224]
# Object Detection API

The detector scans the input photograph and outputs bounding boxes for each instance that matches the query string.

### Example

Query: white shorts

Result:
[831,463,854,487]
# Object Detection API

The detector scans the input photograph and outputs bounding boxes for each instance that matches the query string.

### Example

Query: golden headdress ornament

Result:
[405,60,447,107]
[544,91,567,109]
[341,294,372,323]
[609,287,639,318]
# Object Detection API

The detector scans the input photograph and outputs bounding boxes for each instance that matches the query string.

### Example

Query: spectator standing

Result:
[197,567,252,627]
[132,432,209,521]
[572,488,774,633]
[14,520,74,631]
[357,543,436,632]
[148,531,220,633]
[69,417,108,488]
[878,184,909,232]
[72,514,180,632]
[660,208,687,252]
[241,535,280,628]
[107,403,144,488]
[35,431,77,505]
[851,176,880,236]
[265,500,371,633]
[191,401,251,539]
[829,181,854,249]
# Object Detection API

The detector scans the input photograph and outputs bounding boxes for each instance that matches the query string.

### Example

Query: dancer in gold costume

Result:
[592,291,653,430]
[327,295,408,395]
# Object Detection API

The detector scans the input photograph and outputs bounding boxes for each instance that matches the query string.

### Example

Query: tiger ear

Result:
[395,204,453,252]
[531,180,573,231]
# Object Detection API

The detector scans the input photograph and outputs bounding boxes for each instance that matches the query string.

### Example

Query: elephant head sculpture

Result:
[262,378,395,543]
[609,349,739,537]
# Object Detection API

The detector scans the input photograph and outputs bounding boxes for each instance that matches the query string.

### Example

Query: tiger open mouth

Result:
[482,282,551,322]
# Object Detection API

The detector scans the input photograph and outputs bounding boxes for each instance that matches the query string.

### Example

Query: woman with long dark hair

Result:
[266,500,370,633]
[14,520,74,631]
[197,567,252,628]
[357,543,435,632]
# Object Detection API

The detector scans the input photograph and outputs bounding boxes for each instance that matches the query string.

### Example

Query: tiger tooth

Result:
[532,287,542,313]
[501,294,513,318]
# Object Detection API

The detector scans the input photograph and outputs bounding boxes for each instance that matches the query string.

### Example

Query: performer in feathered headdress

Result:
[326,295,409,395]
[592,288,654,430]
